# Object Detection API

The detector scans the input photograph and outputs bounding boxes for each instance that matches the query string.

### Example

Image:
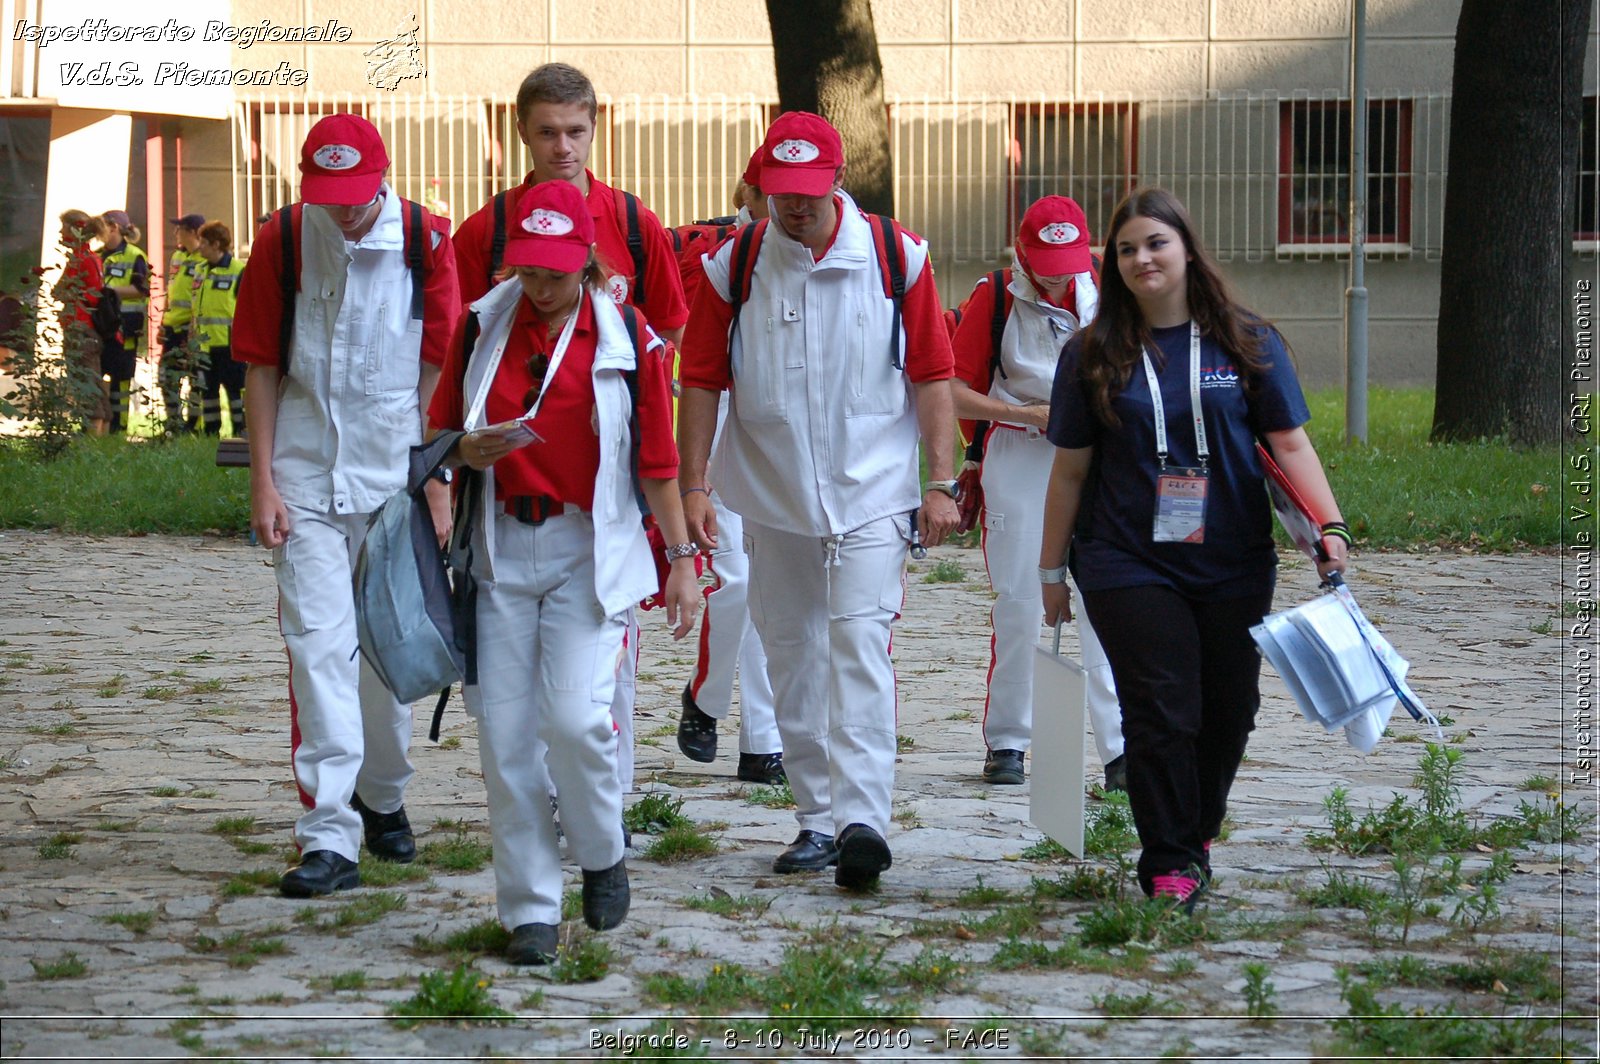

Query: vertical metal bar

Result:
[1346,0,1369,445]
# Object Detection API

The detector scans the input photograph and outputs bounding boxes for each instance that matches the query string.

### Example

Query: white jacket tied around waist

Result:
[458,280,658,620]
[987,257,1098,419]
[702,189,931,538]
[271,184,428,515]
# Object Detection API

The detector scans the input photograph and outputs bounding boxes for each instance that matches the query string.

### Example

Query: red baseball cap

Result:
[760,111,844,197]
[741,142,766,189]
[300,114,390,206]
[502,180,595,273]
[1018,196,1093,275]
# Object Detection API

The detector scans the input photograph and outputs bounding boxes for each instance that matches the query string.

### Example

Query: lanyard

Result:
[1140,320,1208,470]
[465,286,583,429]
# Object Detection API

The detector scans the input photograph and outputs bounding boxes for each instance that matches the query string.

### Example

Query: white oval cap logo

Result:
[605,274,630,304]
[523,209,575,236]
[1038,222,1080,245]
[773,139,821,164]
[312,144,362,171]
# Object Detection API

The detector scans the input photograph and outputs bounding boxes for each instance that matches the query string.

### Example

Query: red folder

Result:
[1256,442,1329,563]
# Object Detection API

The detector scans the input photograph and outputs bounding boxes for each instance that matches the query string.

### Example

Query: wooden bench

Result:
[215,438,251,467]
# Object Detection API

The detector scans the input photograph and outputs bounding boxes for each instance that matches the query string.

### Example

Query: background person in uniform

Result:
[159,213,207,433]
[949,196,1126,791]
[427,179,699,965]
[676,145,785,786]
[97,210,147,434]
[678,112,960,892]
[54,210,108,433]
[191,221,247,436]
[452,60,690,800]
[1040,186,1347,911]
[235,114,460,899]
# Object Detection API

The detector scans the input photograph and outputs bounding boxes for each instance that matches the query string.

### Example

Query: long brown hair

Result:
[1080,187,1275,428]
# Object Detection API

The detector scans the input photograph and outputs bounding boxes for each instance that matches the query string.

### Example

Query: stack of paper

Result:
[1252,582,1440,753]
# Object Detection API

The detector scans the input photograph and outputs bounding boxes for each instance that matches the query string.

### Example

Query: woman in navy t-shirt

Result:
[1040,187,1347,911]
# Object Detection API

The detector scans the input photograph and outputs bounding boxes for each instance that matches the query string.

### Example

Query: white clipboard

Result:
[1029,624,1087,857]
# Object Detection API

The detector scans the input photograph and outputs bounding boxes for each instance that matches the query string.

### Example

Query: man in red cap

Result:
[948,195,1125,791]
[234,113,461,898]
[678,111,960,891]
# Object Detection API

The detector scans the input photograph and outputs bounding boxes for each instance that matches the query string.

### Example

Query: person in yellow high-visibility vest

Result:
[98,210,147,434]
[160,213,208,433]
[191,221,247,435]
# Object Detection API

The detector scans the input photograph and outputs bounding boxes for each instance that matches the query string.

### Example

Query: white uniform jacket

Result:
[271,184,430,515]
[701,190,931,538]
[984,257,1098,423]
[458,280,659,619]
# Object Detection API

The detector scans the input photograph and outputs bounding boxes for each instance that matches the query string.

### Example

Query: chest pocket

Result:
[730,298,791,424]
[362,257,423,396]
[844,294,903,418]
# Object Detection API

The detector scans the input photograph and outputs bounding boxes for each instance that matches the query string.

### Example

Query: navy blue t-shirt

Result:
[1047,321,1311,599]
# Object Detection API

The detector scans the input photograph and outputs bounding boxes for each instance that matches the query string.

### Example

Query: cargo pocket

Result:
[877,514,911,617]
[274,543,308,637]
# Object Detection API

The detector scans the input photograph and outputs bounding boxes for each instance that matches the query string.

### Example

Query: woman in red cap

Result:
[950,195,1125,792]
[1040,187,1346,912]
[428,179,700,965]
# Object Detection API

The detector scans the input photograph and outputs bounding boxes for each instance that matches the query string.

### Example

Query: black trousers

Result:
[198,346,245,436]
[1081,580,1274,896]
[159,327,197,431]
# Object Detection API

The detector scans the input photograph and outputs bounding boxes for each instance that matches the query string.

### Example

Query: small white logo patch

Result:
[1038,221,1080,245]
[523,209,575,236]
[605,274,630,304]
[312,144,362,171]
[773,138,821,164]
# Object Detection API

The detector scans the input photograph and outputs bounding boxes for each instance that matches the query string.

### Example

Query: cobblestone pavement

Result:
[0,531,1593,1061]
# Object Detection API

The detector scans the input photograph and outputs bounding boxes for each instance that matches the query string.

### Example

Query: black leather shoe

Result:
[736,752,787,784]
[582,858,630,931]
[351,794,416,863]
[772,830,838,873]
[982,748,1026,785]
[507,922,558,965]
[1103,754,1127,793]
[677,684,718,763]
[835,823,892,891]
[279,850,359,897]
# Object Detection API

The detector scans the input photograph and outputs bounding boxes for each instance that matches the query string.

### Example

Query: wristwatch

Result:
[925,479,961,500]
[432,466,454,485]
[664,542,698,562]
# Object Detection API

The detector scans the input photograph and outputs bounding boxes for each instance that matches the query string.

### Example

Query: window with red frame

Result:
[1010,103,1137,246]
[1279,99,1412,245]
[1577,96,1598,240]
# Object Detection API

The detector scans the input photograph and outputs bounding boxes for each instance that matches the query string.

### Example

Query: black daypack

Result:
[90,285,123,344]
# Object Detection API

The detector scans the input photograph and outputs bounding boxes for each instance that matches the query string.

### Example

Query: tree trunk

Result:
[1432,0,1589,444]
[764,0,894,216]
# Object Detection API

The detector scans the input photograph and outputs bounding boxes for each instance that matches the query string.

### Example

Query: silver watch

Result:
[664,542,698,562]
[925,479,961,500]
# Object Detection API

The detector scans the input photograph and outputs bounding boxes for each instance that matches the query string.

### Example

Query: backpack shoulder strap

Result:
[277,204,298,373]
[989,268,1011,380]
[618,189,647,309]
[618,304,646,513]
[726,218,767,342]
[405,199,426,321]
[489,189,512,284]
[868,214,908,369]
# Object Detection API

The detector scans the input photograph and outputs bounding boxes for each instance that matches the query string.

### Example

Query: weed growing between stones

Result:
[744,781,795,808]
[389,964,511,1027]
[100,910,155,934]
[417,829,492,873]
[1240,961,1278,1021]
[641,823,719,862]
[30,952,87,979]
[680,889,773,920]
[624,792,694,836]
[552,932,613,983]
[411,918,511,960]
[1329,973,1564,1059]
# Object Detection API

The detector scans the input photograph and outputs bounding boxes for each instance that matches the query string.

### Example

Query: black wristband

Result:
[1320,521,1352,546]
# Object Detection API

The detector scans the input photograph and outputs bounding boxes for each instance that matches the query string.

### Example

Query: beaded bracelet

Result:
[1320,521,1353,546]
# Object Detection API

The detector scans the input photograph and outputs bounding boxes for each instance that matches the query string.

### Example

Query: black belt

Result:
[505,495,568,525]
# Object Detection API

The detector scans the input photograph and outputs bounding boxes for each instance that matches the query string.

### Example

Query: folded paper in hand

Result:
[1251,580,1441,753]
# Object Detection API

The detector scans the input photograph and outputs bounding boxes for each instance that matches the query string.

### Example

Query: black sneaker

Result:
[1103,754,1127,793]
[507,922,558,965]
[676,684,718,763]
[279,850,359,897]
[581,858,630,930]
[834,823,892,891]
[982,748,1025,785]
[351,794,416,863]
[736,752,786,784]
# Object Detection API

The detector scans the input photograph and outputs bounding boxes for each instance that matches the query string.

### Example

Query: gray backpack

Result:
[353,432,466,712]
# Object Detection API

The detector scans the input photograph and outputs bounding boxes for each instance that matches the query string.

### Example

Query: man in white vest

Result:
[235,114,461,897]
[677,111,960,891]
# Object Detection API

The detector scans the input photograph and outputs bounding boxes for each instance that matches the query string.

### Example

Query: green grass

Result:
[0,435,250,534]
[1300,388,1560,549]
[31,952,88,979]
[389,964,511,1028]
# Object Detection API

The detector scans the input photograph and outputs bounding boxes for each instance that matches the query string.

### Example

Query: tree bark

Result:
[1432,0,1589,444]
[764,0,894,216]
